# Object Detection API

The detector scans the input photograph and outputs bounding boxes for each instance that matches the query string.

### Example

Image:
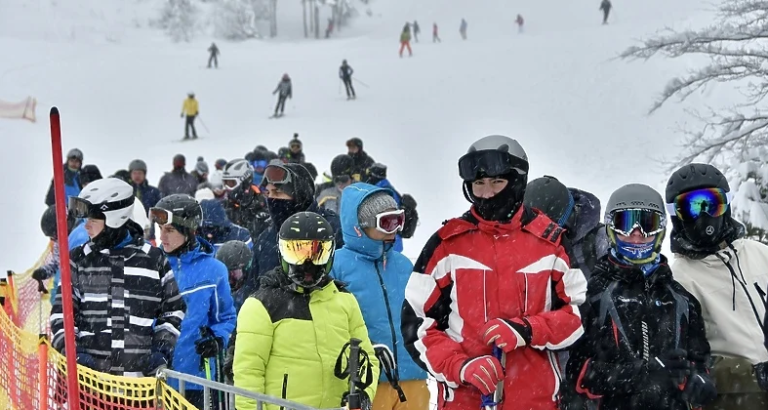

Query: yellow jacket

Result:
[181,98,198,116]
[233,271,379,409]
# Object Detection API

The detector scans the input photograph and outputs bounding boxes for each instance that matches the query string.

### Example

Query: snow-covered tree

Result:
[213,0,268,40]
[620,0,768,234]
[157,0,198,42]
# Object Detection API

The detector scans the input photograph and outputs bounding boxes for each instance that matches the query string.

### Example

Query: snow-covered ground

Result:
[0,0,715,272]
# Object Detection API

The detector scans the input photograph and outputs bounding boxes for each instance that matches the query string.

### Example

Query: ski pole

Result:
[347,338,363,410]
[352,78,370,88]
[480,346,505,410]
[197,116,210,133]
[216,344,228,410]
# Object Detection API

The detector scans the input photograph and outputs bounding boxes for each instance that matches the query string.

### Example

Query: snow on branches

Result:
[213,0,268,41]
[157,0,199,42]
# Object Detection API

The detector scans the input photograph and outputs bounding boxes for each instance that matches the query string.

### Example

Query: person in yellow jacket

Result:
[181,92,199,140]
[233,212,379,410]
[399,24,412,58]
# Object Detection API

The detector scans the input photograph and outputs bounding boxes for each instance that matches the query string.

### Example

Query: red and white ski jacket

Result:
[402,207,587,410]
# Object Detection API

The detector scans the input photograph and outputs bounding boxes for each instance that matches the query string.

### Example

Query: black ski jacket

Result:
[563,255,710,410]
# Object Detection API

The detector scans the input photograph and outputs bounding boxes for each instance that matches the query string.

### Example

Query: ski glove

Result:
[76,352,97,370]
[195,334,223,359]
[481,317,531,353]
[646,349,691,380]
[459,355,504,396]
[755,361,768,391]
[142,352,169,377]
[681,371,717,406]
[341,391,371,410]
[373,344,396,375]
[31,267,49,281]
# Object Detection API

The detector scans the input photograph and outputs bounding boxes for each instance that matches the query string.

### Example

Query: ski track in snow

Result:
[0,0,716,272]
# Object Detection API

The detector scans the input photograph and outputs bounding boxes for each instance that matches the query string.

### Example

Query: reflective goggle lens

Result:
[610,209,665,237]
[253,160,268,170]
[149,208,171,226]
[68,197,94,219]
[457,150,528,181]
[670,188,730,220]
[376,209,405,234]
[278,239,334,266]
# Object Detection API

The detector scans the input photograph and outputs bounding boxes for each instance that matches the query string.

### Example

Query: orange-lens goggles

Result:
[278,239,333,266]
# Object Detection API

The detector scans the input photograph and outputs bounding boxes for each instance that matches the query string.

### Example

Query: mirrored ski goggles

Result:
[252,160,268,170]
[68,196,133,220]
[278,239,334,266]
[148,208,200,229]
[608,209,666,237]
[667,187,732,221]
[376,209,406,234]
[263,164,293,186]
[458,150,528,182]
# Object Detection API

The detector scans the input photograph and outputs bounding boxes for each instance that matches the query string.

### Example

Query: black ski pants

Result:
[208,54,218,68]
[342,78,356,97]
[185,115,198,138]
[602,9,610,23]
[275,95,287,115]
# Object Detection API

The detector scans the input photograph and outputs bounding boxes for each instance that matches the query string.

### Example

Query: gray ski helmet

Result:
[67,148,83,162]
[129,159,147,174]
[604,183,667,261]
[458,135,529,181]
[216,240,252,271]
[665,163,730,203]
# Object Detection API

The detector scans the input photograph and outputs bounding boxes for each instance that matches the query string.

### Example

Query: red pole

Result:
[49,107,80,409]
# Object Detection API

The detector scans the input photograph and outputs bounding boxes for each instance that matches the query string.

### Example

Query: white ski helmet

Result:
[222,159,254,191]
[72,178,135,228]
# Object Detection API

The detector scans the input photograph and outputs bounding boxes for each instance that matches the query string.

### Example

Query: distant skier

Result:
[339,59,356,100]
[413,20,420,42]
[180,92,199,140]
[460,18,468,40]
[326,18,334,38]
[272,74,292,118]
[433,22,441,42]
[399,24,413,58]
[600,0,612,24]
[516,14,524,33]
[207,42,220,68]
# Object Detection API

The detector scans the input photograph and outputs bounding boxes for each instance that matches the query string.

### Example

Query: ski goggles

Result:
[608,209,666,237]
[458,150,528,181]
[148,208,200,229]
[278,239,334,266]
[68,196,133,220]
[252,160,268,171]
[376,209,406,234]
[263,164,294,186]
[667,187,732,221]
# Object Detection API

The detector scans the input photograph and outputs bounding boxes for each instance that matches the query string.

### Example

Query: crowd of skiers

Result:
[35,132,768,410]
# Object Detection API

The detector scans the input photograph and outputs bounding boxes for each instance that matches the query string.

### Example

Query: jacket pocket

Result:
[712,355,763,393]
[280,373,288,410]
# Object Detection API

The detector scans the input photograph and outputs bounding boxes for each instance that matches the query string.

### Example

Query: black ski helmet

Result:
[665,163,730,203]
[523,176,574,227]
[216,240,252,271]
[41,205,75,240]
[278,212,335,289]
[151,194,202,236]
[330,154,354,178]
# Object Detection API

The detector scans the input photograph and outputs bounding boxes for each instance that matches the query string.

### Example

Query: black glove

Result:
[681,371,717,406]
[755,361,768,391]
[31,267,49,281]
[142,351,169,376]
[341,391,371,410]
[195,333,222,358]
[180,113,184,118]
[646,348,691,380]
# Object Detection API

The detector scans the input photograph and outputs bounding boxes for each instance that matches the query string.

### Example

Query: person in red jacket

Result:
[401,135,587,410]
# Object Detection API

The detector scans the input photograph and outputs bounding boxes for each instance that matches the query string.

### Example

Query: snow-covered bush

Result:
[212,0,267,41]
[157,0,198,42]
[731,150,768,244]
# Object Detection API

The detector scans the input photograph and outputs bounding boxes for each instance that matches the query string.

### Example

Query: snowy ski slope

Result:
[0,0,715,270]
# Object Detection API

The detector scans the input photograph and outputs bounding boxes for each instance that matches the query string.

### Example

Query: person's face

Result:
[364,227,396,241]
[471,177,508,199]
[131,170,146,185]
[67,157,82,170]
[347,145,360,155]
[616,228,656,244]
[159,225,187,253]
[290,143,301,153]
[265,183,293,200]
[85,218,105,239]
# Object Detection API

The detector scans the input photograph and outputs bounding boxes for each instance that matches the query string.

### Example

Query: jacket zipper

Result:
[280,373,288,410]
[374,261,399,380]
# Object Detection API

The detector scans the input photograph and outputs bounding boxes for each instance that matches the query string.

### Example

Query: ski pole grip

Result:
[348,338,362,409]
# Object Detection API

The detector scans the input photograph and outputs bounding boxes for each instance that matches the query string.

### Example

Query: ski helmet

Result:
[216,240,252,291]
[67,148,84,162]
[604,183,666,264]
[41,205,75,240]
[70,178,135,228]
[523,176,575,228]
[665,163,730,203]
[330,154,354,179]
[128,159,147,174]
[150,194,202,237]
[278,212,335,289]
[222,159,254,191]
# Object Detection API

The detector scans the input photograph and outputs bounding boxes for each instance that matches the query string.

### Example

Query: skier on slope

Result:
[666,163,768,408]
[433,22,441,43]
[180,92,199,140]
[600,0,612,24]
[516,14,524,33]
[399,24,413,57]
[272,74,292,118]
[208,42,220,68]
[413,20,420,42]
[460,18,468,40]
[339,60,356,100]
[564,184,716,410]
[402,135,587,409]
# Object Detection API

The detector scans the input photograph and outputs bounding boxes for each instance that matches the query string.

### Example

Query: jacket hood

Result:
[167,237,216,265]
[568,188,602,243]
[339,183,394,259]
[201,199,232,228]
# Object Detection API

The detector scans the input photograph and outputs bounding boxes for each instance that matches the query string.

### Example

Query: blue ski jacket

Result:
[330,183,426,383]
[167,238,237,389]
